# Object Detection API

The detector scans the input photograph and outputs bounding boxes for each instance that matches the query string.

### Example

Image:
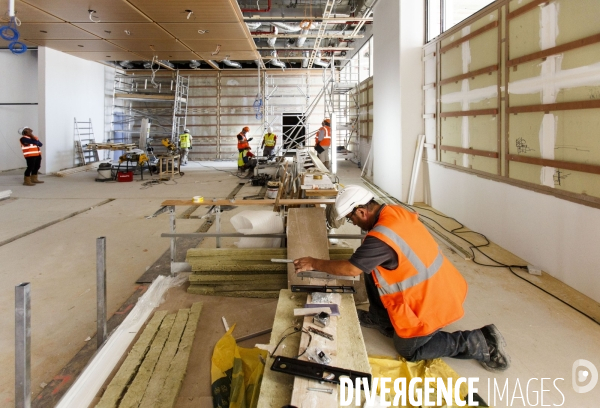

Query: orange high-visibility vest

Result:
[21,136,42,158]
[367,205,468,338]
[315,125,331,147]
[237,132,250,151]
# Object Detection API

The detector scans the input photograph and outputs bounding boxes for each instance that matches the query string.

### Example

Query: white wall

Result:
[426,163,600,303]
[372,0,424,201]
[0,49,38,172]
[38,47,106,173]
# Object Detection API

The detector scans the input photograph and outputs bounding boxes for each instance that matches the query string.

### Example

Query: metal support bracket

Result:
[291,285,356,293]
[145,205,169,219]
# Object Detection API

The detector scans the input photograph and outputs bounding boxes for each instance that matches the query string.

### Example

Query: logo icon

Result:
[572,359,598,393]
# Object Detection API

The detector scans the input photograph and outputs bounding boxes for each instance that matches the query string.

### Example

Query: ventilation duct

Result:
[222,57,242,68]
[159,60,175,68]
[143,61,152,69]
[268,51,286,70]
[357,0,377,17]
[295,28,309,47]
[246,22,262,30]
[254,59,262,67]
[301,51,309,68]
[267,26,278,47]
[313,51,330,67]
[271,22,302,32]
[189,60,201,69]
[119,60,134,69]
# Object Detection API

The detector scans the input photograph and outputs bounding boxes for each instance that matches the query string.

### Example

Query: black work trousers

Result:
[24,156,42,177]
[364,272,489,362]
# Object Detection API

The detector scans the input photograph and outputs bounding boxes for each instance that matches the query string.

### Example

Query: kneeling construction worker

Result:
[293,185,510,373]
[238,149,256,177]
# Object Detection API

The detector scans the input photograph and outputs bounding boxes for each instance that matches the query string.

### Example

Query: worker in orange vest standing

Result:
[293,185,510,373]
[19,126,44,186]
[315,118,331,170]
[237,126,253,152]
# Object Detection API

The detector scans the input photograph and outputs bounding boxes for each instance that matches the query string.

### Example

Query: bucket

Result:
[266,181,280,199]
[97,163,112,180]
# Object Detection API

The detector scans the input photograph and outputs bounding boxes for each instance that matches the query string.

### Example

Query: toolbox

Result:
[116,171,133,182]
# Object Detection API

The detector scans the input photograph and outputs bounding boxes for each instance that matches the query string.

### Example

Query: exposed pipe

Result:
[294,28,309,47]
[271,21,302,32]
[189,60,201,69]
[246,22,262,30]
[240,0,271,12]
[268,50,286,70]
[313,51,330,67]
[9,0,15,17]
[222,57,242,69]
[301,51,309,68]
[119,60,134,69]
[267,26,278,47]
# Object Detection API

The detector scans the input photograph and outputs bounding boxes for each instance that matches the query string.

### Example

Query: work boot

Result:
[479,324,511,372]
[23,176,35,186]
[357,310,394,338]
[31,174,44,183]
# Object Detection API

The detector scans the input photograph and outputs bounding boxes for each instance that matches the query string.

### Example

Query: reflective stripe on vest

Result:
[371,224,444,296]
[263,133,276,147]
[21,144,41,158]
[179,133,191,148]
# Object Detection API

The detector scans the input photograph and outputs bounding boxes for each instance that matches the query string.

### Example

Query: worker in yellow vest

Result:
[260,127,277,158]
[293,185,511,373]
[178,129,192,165]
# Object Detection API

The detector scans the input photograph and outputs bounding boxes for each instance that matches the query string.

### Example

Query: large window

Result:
[427,0,496,42]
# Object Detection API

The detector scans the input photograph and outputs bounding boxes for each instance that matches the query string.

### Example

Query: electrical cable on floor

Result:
[409,203,600,326]
[270,326,312,359]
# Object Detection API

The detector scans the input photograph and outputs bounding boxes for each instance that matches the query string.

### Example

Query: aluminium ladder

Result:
[74,118,100,166]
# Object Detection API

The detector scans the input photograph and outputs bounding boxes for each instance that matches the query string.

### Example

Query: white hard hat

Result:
[335,185,375,220]
[268,127,273,133]
[184,128,190,133]
[18,127,31,135]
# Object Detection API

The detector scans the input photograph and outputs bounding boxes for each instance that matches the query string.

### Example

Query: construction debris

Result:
[186,247,354,298]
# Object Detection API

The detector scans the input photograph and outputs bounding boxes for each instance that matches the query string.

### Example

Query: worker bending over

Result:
[315,118,331,170]
[19,127,44,186]
[237,127,255,177]
[261,127,277,158]
[294,185,510,373]
[178,129,193,165]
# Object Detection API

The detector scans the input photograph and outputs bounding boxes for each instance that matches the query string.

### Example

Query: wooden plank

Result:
[440,21,498,53]
[118,313,177,408]
[138,309,190,408]
[440,145,499,158]
[186,248,287,259]
[186,286,280,298]
[290,294,340,407]
[95,311,168,408]
[188,261,287,273]
[156,302,204,408]
[439,64,498,85]
[189,281,287,292]
[507,32,600,67]
[160,198,336,206]
[507,100,600,114]
[189,274,288,284]
[507,0,549,20]
[286,207,332,288]
[507,154,600,175]
[256,290,370,408]
[439,108,498,118]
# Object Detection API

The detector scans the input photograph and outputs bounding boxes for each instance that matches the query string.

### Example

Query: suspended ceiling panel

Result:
[63,51,146,61]
[127,0,240,23]
[72,23,175,40]
[107,38,189,52]
[14,23,99,40]
[27,39,127,52]
[22,0,150,23]
[160,23,247,40]
[200,51,259,61]
[180,39,254,53]
[134,50,201,60]
[0,1,61,23]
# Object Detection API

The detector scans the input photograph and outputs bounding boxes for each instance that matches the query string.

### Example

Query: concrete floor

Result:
[1,159,599,407]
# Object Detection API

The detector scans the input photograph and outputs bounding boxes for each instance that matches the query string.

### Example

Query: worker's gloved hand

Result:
[247,137,253,142]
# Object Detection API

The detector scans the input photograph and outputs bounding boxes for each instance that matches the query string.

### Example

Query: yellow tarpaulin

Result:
[211,325,268,408]
[367,355,470,407]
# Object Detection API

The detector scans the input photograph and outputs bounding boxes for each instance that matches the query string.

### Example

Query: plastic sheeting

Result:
[230,210,284,248]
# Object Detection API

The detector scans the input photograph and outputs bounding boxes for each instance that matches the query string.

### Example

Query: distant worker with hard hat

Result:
[18,126,44,186]
[294,185,510,373]
[261,126,277,158]
[237,126,253,152]
[315,118,331,170]
[178,128,193,166]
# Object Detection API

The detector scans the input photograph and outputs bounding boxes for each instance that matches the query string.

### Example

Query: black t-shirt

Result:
[348,204,399,274]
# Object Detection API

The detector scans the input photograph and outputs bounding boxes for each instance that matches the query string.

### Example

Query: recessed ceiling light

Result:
[106,55,111,58]
[198,30,209,34]
[40,30,47,33]
[124,30,131,35]
[78,45,84,47]
[104,30,111,34]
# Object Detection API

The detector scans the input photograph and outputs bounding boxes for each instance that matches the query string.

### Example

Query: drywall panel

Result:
[426,162,600,304]
[0,49,39,172]
[38,47,106,173]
